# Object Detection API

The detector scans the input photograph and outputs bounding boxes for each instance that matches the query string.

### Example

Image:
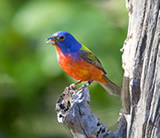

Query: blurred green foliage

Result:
[0,0,128,137]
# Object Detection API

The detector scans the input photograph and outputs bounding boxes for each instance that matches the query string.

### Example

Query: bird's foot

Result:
[69,80,82,91]
[69,83,76,89]
[68,80,94,93]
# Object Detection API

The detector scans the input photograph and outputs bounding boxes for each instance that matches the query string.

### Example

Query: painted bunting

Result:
[46,31,121,95]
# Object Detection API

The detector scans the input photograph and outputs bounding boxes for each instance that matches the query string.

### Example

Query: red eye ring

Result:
[59,35,65,41]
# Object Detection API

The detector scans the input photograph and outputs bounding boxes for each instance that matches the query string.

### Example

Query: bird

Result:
[46,31,121,95]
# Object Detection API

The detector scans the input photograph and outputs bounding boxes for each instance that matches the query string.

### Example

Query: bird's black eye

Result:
[59,35,65,41]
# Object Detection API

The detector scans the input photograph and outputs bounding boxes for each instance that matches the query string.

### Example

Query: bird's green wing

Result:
[79,45,106,74]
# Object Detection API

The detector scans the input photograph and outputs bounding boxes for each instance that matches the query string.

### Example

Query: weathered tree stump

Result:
[56,87,126,138]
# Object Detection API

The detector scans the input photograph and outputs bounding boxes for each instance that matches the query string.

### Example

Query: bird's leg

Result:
[69,80,82,89]
[82,80,94,88]
[77,80,94,91]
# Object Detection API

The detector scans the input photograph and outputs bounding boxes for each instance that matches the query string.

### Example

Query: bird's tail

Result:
[99,75,121,96]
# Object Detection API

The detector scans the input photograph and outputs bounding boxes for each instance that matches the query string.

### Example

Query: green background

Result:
[0,0,128,137]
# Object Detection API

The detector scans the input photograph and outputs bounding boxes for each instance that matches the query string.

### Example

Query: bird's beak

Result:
[46,36,56,44]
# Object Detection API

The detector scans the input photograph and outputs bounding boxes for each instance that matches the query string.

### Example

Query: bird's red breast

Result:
[55,46,107,84]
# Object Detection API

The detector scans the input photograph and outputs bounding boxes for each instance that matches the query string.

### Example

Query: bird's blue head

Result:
[46,31,82,54]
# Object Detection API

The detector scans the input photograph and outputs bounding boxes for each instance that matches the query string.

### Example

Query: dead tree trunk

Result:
[121,0,160,137]
[56,88,126,138]
[56,0,160,137]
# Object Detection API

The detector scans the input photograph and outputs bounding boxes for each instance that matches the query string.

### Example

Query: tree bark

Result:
[56,0,160,137]
[56,87,126,138]
[122,0,160,137]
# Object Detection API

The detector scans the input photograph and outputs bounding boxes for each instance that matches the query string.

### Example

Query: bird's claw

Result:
[68,84,84,93]
[68,84,77,94]
[69,80,94,93]
[69,80,82,91]
[69,83,76,89]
